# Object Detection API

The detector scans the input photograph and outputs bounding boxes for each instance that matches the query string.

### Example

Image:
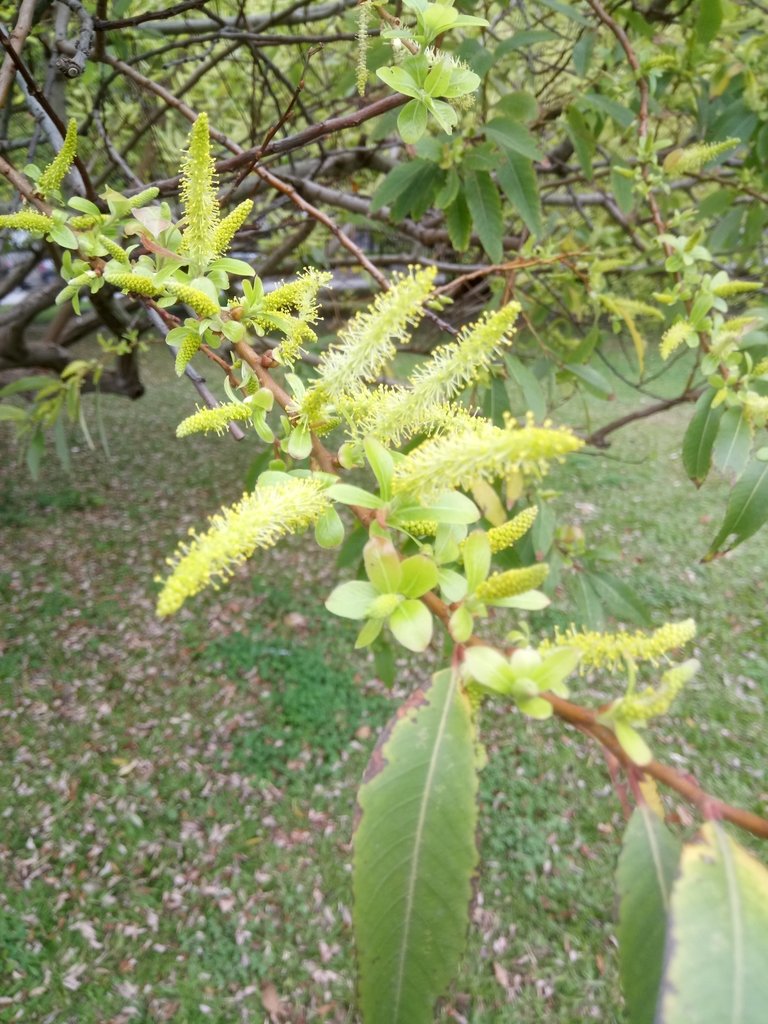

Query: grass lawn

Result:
[1,339,766,1023]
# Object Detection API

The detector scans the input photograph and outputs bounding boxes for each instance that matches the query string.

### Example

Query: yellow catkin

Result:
[475,564,548,601]
[615,659,699,722]
[156,478,331,616]
[211,199,253,257]
[546,619,696,670]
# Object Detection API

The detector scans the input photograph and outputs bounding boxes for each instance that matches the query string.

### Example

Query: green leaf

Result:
[614,720,652,765]
[356,617,384,649]
[48,222,78,249]
[695,0,723,44]
[492,589,551,610]
[581,92,634,129]
[208,257,255,277]
[399,555,439,598]
[504,354,547,419]
[712,408,752,483]
[325,580,378,619]
[682,390,723,487]
[611,164,635,214]
[707,459,768,557]
[565,106,595,181]
[398,100,429,144]
[438,568,468,603]
[397,491,480,525]
[484,118,543,160]
[533,648,581,696]
[566,362,614,399]
[569,572,605,629]
[463,170,503,262]
[462,531,491,591]
[589,570,652,627]
[365,536,403,594]
[617,806,682,1024]
[354,668,479,1024]
[389,599,433,652]
[364,436,395,500]
[445,193,472,251]
[657,822,768,1024]
[0,376,56,398]
[496,152,542,237]
[463,646,514,694]
[0,404,29,423]
[495,30,558,56]
[286,423,312,460]
[572,30,596,76]
[496,91,538,123]
[314,506,345,549]
[371,161,432,215]
[326,483,384,509]
[377,65,422,100]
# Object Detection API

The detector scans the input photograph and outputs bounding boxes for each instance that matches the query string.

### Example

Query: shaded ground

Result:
[1,341,766,1022]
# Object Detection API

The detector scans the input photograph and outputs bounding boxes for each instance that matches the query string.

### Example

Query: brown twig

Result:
[585,388,703,448]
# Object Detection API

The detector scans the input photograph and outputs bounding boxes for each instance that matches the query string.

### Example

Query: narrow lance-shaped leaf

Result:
[497,151,542,236]
[657,822,768,1024]
[706,459,768,558]
[354,668,479,1024]
[682,390,723,487]
[617,805,681,1024]
[463,170,503,262]
[712,408,752,483]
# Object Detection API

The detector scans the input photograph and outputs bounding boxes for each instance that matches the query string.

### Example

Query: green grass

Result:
[0,340,766,1022]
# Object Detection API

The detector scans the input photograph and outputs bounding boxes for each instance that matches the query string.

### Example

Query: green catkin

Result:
[179,113,219,267]
[662,138,739,175]
[97,235,130,263]
[107,273,162,298]
[211,199,253,257]
[128,186,161,208]
[0,212,55,233]
[404,520,440,537]
[474,564,549,601]
[711,280,762,298]
[165,282,220,319]
[487,506,538,552]
[174,333,201,375]
[176,402,253,436]
[38,118,78,195]
[356,1,371,96]
[69,215,104,231]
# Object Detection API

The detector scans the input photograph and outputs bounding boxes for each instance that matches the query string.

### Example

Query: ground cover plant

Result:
[2,2,768,1022]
